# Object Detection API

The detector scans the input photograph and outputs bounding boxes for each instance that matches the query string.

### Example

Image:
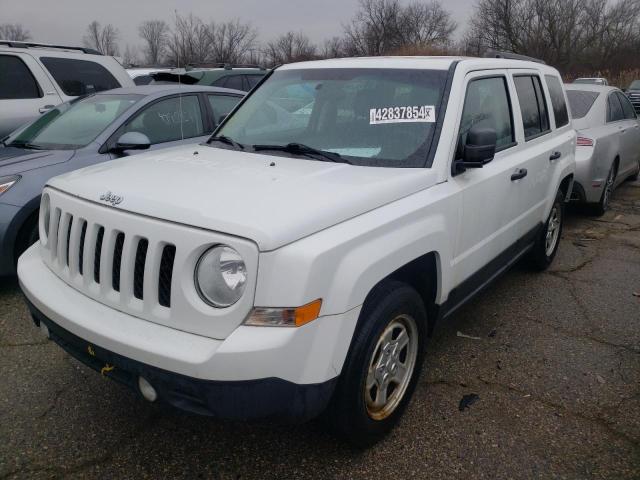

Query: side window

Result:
[245,75,262,89]
[40,57,121,97]
[607,94,624,122]
[616,92,637,119]
[544,75,569,127]
[514,75,550,139]
[207,94,241,125]
[457,76,514,158]
[133,75,153,86]
[123,95,204,144]
[0,55,42,99]
[223,75,245,91]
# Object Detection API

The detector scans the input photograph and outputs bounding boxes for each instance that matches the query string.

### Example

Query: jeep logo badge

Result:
[99,191,123,206]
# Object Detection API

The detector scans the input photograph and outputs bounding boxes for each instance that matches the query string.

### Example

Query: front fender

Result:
[254,183,459,315]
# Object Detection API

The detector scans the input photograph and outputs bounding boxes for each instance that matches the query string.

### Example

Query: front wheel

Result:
[527,189,564,271]
[328,280,426,447]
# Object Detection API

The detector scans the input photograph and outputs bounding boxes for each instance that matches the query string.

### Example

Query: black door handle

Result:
[549,151,561,161]
[511,168,528,181]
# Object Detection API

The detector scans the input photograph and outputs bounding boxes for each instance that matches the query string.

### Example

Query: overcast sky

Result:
[1,0,473,50]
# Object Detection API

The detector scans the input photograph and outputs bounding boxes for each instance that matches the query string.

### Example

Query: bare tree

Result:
[0,23,31,41]
[208,19,258,64]
[463,0,640,73]
[83,20,120,56]
[264,32,317,65]
[166,13,212,66]
[320,37,346,58]
[138,20,169,65]
[122,45,141,66]
[343,0,457,56]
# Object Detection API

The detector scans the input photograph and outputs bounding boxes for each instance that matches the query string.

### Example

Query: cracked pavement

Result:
[1,180,639,479]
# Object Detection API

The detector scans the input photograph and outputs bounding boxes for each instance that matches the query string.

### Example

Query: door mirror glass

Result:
[463,126,497,165]
[114,131,151,152]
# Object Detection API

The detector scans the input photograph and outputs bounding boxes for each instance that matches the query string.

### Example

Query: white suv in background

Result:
[0,41,134,137]
[18,55,575,445]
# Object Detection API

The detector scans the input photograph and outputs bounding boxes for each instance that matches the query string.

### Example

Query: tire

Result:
[528,189,564,271]
[14,214,39,267]
[629,161,639,182]
[329,280,427,447]
[591,163,616,216]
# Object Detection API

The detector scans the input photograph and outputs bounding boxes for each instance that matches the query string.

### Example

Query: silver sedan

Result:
[565,84,640,214]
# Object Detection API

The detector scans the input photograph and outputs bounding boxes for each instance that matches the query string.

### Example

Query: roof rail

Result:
[184,62,266,71]
[484,50,545,65]
[0,40,102,55]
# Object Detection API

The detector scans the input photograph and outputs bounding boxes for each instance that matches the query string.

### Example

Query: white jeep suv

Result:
[18,56,575,445]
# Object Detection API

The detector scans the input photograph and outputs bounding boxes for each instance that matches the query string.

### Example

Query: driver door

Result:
[451,70,525,290]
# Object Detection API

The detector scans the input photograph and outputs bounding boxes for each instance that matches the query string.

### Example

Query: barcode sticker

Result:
[369,105,435,125]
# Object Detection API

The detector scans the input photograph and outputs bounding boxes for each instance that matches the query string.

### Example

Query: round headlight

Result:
[195,245,247,308]
[40,193,50,241]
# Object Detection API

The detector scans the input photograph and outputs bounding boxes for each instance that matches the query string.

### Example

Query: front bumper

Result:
[18,244,361,421]
[26,299,336,421]
[0,202,22,276]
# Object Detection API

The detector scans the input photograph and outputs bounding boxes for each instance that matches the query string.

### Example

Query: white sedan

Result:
[565,84,640,214]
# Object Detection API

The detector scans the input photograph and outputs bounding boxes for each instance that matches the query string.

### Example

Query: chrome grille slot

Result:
[65,215,73,267]
[133,238,148,300]
[158,244,176,308]
[94,226,104,283]
[112,232,125,292]
[78,221,87,275]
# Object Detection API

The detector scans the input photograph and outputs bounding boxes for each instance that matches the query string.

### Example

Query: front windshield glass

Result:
[214,68,448,167]
[8,94,142,150]
[629,80,640,90]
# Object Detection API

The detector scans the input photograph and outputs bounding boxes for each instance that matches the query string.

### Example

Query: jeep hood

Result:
[47,146,438,251]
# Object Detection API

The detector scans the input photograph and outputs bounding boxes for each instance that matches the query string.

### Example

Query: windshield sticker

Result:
[369,106,435,125]
[326,147,382,158]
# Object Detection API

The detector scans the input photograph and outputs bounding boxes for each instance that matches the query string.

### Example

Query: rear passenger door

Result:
[509,71,567,233]
[0,53,62,137]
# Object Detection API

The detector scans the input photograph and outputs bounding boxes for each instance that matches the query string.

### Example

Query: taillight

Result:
[577,136,594,146]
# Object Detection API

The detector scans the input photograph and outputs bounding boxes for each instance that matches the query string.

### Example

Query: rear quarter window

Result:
[40,57,121,97]
[566,90,599,119]
[544,75,569,127]
[0,54,42,99]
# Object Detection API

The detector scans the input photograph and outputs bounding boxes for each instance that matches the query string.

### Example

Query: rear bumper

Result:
[574,148,604,204]
[26,299,336,421]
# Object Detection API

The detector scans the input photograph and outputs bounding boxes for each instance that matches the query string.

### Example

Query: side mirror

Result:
[462,125,497,167]
[113,132,151,153]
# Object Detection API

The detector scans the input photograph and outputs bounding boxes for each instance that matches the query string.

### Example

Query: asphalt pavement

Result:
[1,180,639,479]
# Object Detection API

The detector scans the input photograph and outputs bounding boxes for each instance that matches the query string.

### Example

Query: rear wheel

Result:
[592,163,616,216]
[528,189,564,271]
[329,280,426,447]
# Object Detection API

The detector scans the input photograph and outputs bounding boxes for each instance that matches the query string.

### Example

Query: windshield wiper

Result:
[252,143,351,164]
[8,141,44,150]
[208,135,244,150]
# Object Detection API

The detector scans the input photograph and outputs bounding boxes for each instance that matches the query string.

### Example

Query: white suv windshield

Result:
[213,68,449,167]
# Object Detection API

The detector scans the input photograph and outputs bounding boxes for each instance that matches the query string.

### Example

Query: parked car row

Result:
[1,46,639,446]
[0,41,135,138]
